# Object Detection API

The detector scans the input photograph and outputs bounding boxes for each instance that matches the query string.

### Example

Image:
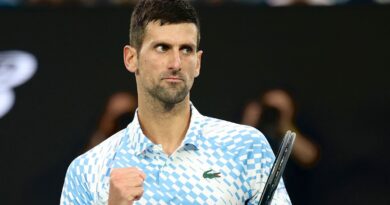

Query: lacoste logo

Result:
[203,169,221,179]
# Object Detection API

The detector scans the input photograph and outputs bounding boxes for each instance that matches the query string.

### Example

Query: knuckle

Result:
[135,177,143,184]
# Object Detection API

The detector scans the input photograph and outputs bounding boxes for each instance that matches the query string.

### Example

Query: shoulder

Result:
[86,129,126,156]
[201,116,270,150]
[66,128,127,180]
[199,116,275,170]
[61,129,128,203]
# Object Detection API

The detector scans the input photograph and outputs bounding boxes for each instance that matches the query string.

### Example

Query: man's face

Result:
[130,21,202,105]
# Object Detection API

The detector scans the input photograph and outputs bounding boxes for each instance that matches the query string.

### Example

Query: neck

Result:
[137,95,191,155]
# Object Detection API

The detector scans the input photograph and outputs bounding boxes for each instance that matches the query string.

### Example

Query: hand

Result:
[108,167,146,205]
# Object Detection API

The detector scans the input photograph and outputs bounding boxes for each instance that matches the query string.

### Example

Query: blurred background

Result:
[1,1,389,205]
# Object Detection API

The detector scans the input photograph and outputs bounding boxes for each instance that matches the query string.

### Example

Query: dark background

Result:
[0,5,389,205]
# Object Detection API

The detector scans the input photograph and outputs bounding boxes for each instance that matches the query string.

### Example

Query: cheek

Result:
[184,58,199,76]
[139,55,161,75]
[137,60,155,86]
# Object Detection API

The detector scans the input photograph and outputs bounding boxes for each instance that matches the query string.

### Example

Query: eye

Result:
[181,46,194,55]
[155,44,169,53]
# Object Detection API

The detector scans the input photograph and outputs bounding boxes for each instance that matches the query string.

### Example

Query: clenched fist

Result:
[108,167,146,205]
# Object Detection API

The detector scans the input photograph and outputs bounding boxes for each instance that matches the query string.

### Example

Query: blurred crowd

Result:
[0,0,389,7]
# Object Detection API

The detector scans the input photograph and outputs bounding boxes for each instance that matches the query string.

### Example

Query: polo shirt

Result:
[60,105,291,204]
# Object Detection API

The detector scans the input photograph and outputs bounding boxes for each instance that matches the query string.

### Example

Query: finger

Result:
[111,167,144,177]
[122,167,145,176]
[127,175,145,187]
[126,167,146,181]
[127,187,144,201]
[138,171,146,181]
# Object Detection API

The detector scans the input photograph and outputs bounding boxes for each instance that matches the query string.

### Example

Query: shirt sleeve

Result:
[60,158,94,205]
[247,130,292,205]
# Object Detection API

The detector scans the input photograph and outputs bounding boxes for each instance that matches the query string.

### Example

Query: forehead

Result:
[142,21,198,46]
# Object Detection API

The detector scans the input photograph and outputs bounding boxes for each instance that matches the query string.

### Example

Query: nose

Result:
[169,50,181,71]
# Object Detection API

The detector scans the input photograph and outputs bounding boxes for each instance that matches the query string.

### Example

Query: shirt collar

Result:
[124,103,204,156]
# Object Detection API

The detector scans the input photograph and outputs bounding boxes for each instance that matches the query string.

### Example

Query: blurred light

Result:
[0,50,37,118]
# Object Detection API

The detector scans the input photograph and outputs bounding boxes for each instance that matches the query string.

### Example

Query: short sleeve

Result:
[246,130,292,205]
[60,159,94,205]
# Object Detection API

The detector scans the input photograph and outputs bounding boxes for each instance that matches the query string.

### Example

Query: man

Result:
[60,0,291,204]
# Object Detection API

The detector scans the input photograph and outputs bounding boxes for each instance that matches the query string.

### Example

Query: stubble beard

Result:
[147,82,189,110]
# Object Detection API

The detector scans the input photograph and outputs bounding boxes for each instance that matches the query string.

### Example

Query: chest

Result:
[104,148,251,204]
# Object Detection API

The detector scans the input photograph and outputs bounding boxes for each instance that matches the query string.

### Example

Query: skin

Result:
[241,101,262,127]
[108,21,202,205]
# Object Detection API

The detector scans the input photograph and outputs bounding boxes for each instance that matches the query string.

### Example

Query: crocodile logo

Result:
[203,169,221,179]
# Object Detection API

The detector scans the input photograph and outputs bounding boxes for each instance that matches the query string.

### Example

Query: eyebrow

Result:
[151,41,196,49]
[180,43,196,49]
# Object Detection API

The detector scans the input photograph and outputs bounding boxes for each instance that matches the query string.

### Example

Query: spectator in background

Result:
[261,88,319,166]
[241,88,320,205]
[84,91,137,151]
[241,88,319,167]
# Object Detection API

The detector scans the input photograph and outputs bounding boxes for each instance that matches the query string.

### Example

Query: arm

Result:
[281,124,320,168]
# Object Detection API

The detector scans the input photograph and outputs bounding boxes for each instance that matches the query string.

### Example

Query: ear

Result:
[194,50,203,77]
[123,45,138,73]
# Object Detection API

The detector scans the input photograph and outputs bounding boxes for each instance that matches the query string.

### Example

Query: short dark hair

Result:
[129,0,200,51]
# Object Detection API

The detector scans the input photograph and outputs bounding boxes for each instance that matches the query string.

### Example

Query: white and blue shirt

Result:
[60,105,291,205]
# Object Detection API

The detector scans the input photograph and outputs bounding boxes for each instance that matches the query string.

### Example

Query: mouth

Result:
[162,77,183,83]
